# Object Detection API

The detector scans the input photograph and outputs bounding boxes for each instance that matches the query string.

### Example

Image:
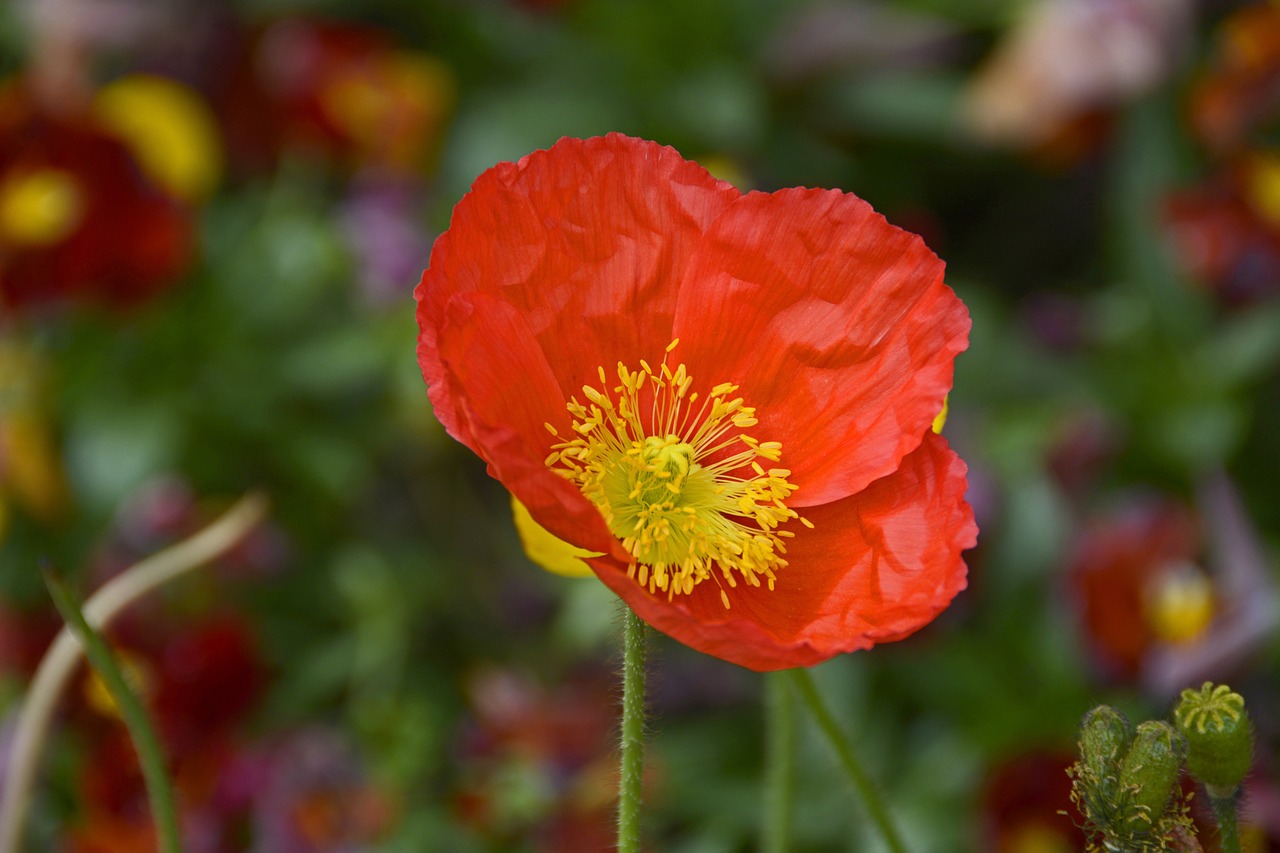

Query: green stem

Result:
[762,671,796,853]
[43,569,183,853]
[788,668,909,853]
[618,606,647,853]
[1208,791,1241,853]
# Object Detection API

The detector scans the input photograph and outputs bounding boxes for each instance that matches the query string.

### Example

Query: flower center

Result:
[1143,561,1215,645]
[0,167,84,247]
[545,340,808,608]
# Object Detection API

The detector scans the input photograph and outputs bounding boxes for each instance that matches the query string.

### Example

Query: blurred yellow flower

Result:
[94,74,223,202]
[321,52,454,171]
[0,341,69,528]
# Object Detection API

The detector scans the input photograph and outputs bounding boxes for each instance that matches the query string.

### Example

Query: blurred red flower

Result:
[1068,500,1210,682]
[1163,159,1280,306]
[415,133,975,671]
[978,751,1084,853]
[0,81,192,311]
[67,613,267,852]
[233,18,453,175]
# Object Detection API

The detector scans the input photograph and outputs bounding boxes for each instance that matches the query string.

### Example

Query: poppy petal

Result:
[589,432,975,671]
[432,290,622,558]
[416,133,737,452]
[673,187,970,506]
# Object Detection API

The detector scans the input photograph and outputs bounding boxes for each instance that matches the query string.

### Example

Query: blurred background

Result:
[1,0,1279,850]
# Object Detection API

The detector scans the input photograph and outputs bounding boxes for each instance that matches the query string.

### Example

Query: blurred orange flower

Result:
[251,18,454,173]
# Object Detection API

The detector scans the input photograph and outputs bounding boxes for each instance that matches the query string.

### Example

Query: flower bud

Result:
[1116,721,1186,836]
[1079,705,1132,800]
[1174,682,1254,797]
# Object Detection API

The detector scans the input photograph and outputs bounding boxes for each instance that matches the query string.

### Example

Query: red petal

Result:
[672,187,970,506]
[434,291,623,558]
[591,432,975,671]
[416,133,737,452]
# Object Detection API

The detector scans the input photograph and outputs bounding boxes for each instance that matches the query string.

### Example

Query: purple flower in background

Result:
[235,728,392,853]
[340,174,434,306]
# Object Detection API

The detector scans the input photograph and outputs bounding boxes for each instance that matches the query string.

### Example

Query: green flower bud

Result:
[1116,721,1186,837]
[1174,682,1254,797]
[1079,705,1133,800]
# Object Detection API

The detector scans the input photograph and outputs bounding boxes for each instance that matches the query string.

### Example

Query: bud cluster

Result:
[1070,708,1191,852]
[1068,683,1256,853]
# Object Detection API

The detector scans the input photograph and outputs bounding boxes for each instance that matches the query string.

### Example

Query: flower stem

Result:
[43,568,182,853]
[762,671,796,853]
[1208,791,1241,853]
[0,492,266,853]
[618,606,647,853]
[788,668,909,853]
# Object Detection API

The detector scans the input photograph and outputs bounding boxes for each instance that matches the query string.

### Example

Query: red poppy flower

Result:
[415,134,975,671]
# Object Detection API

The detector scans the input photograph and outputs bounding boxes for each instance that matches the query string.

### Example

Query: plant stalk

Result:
[789,668,909,853]
[617,606,647,853]
[0,492,267,853]
[762,670,796,853]
[44,569,182,853]
[1209,790,1241,853]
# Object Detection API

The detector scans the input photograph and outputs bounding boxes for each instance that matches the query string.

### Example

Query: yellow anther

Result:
[546,341,807,606]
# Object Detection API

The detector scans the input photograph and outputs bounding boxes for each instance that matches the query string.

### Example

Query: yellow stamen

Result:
[546,344,804,606]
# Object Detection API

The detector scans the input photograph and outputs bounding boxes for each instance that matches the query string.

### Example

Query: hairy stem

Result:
[762,671,796,853]
[1209,791,1241,853]
[617,606,647,853]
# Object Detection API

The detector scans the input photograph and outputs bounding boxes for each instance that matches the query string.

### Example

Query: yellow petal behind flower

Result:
[511,495,599,578]
[932,395,949,434]
[93,74,223,203]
